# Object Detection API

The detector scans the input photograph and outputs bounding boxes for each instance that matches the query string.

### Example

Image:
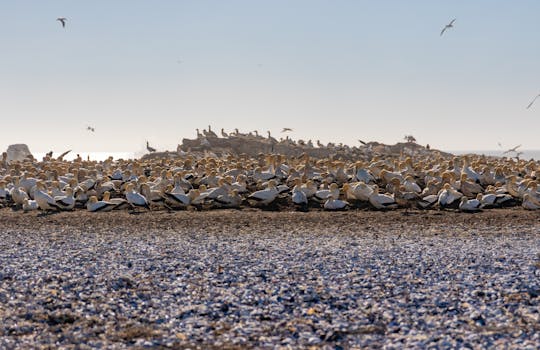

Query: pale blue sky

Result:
[1,1,539,153]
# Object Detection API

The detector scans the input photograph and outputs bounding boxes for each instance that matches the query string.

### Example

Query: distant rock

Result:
[6,144,33,163]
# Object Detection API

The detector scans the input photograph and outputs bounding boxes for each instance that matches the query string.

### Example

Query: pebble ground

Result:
[0,209,539,349]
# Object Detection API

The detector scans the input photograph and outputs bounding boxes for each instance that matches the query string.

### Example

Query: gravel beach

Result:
[0,208,539,349]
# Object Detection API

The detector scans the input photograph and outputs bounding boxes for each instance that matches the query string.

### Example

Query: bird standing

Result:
[440,19,456,36]
[57,17,67,28]
[146,141,156,153]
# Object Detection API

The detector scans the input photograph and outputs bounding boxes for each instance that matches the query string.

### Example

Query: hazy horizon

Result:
[2,1,540,153]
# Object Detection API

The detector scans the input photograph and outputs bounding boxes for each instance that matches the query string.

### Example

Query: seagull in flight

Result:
[526,93,540,109]
[86,126,95,132]
[281,128,293,133]
[503,144,522,155]
[57,17,67,28]
[440,19,456,36]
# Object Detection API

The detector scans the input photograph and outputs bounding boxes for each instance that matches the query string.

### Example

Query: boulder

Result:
[6,144,33,163]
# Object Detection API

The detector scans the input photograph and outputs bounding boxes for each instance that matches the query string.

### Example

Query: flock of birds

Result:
[2,149,540,214]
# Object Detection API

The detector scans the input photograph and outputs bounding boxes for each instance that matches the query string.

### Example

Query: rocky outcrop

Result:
[140,135,452,161]
[5,144,33,163]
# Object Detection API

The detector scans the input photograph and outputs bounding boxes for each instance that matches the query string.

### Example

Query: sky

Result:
[1,1,540,154]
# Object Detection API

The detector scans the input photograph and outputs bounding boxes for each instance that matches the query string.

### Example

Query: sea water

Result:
[448,150,540,160]
[33,152,136,162]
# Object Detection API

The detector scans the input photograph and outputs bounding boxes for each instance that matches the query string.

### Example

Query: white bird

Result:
[526,93,540,109]
[248,180,279,205]
[34,183,61,211]
[349,182,374,202]
[86,196,118,212]
[314,183,340,202]
[125,183,150,210]
[22,198,39,212]
[215,189,243,209]
[355,168,376,184]
[164,185,191,207]
[291,184,308,210]
[368,186,398,210]
[324,194,348,211]
[103,191,129,210]
[57,17,67,28]
[417,194,439,209]
[477,192,515,209]
[403,176,422,194]
[459,196,481,212]
[522,193,540,210]
[140,183,168,208]
[437,183,463,209]
[440,19,456,36]
[54,187,75,211]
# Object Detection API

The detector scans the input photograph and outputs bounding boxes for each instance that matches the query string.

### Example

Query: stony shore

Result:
[0,208,539,349]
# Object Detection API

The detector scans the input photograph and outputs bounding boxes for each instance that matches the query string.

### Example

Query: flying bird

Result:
[503,144,522,155]
[146,141,156,153]
[281,128,293,133]
[358,140,367,145]
[440,19,456,36]
[526,93,540,109]
[57,17,67,28]
[57,150,72,161]
[86,126,95,132]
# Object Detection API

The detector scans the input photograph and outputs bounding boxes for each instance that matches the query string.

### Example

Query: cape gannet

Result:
[22,198,39,212]
[526,93,540,109]
[57,17,67,28]
[34,183,61,211]
[125,183,150,210]
[459,196,481,212]
[440,19,456,36]
[86,196,118,212]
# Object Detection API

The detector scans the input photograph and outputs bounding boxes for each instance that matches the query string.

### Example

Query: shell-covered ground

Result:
[0,208,539,349]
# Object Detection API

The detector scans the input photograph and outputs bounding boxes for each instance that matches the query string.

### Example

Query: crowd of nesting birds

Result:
[192,125,370,151]
[1,149,540,214]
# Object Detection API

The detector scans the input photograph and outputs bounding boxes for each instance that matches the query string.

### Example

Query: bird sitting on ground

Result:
[459,195,482,213]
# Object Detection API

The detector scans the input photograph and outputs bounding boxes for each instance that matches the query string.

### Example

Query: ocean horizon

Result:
[31,149,540,162]
[449,150,540,160]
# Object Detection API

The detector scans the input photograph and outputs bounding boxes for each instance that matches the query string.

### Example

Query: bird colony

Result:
[1,149,540,214]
